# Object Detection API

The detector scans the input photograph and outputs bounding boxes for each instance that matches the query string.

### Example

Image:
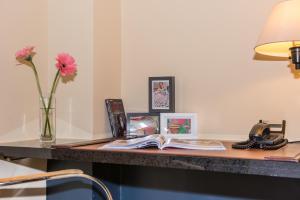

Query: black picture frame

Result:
[127,113,160,136]
[149,76,175,113]
[105,99,127,138]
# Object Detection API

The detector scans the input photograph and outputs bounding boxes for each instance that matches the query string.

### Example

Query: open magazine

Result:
[100,134,226,150]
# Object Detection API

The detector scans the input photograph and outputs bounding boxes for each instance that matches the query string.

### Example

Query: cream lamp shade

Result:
[255,0,300,58]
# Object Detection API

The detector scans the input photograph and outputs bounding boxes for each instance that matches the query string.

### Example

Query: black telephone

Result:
[232,120,288,150]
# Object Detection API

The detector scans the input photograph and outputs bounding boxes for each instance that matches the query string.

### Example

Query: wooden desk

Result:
[1,140,300,179]
[1,140,300,200]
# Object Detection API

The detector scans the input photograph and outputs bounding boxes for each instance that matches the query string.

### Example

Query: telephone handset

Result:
[232,120,288,150]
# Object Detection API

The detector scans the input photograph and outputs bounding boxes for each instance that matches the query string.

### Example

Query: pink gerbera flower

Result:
[55,53,77,76]
[15,46,35,61]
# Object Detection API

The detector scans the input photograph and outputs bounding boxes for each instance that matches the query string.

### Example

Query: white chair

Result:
[0,169,113,200]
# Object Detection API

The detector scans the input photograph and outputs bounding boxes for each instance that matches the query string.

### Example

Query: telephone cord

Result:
[231,140,256,149]
[263,139,288,150]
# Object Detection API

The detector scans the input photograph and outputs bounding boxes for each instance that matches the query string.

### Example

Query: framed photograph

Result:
[127,113,160,136]
[160,113,198,139]
[149,76,175,113]
[105,99,127,138]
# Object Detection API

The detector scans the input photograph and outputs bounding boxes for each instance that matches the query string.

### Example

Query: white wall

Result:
[121,0,300,140]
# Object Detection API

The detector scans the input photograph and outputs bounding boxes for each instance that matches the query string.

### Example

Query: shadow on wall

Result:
[253,53,288,61]
[253,53,300,79]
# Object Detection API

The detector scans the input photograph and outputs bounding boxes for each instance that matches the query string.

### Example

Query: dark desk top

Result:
[1,139,300,179]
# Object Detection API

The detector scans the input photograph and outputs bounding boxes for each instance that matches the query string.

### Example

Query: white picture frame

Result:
[160,113,198,139]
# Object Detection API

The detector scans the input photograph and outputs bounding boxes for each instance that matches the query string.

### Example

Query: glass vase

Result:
[40,95,56,143]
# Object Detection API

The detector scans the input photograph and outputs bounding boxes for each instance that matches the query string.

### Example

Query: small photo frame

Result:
[149,76,175,113]
[160,113,198,139]
[105,99,127,138]
[127,113,160,136]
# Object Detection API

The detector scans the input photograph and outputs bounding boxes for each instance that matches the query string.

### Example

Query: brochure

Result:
[101,134,226,150]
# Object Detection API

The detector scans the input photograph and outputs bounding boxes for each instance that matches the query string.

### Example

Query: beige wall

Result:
[48,0,122,138]
[0,1,48,199]
[48,0,95,138]
[93,0,122,137]
[1,1,300,197]
[121,0,300,140]
[0,0,122,140]
[0,0,121,198]
[0,0,48,140]
[2,0,300,145]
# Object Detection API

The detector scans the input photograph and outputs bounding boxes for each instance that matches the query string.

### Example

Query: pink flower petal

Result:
[15,46,35,60]
[55,53,77,76]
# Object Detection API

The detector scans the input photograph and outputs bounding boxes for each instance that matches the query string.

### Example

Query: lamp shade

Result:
[255,0,300,57]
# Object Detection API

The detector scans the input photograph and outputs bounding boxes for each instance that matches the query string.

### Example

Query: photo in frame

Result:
[105,99,127,138]
[149,76,175,113]
[160,113,198,139]
[127,113,160,136]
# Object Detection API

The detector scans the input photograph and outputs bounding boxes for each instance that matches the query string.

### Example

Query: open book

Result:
[101,134,226,150]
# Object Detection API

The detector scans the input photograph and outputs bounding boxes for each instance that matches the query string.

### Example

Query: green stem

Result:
[30,61,52,136]
[43,70,60,136]
[30,61,45,107]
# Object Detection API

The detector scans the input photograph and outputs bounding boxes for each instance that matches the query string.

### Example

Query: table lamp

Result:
[255,0,300,69]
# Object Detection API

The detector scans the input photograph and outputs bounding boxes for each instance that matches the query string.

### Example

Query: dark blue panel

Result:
[47,161,118,200]
[92,163,121,200]
[122,186,244,200]
[47,160,300,200]
[47,177,93,200]
[120,166,300,200]
[47,160,95,200]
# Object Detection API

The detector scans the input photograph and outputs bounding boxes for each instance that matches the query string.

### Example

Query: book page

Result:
[162,139,226,150]
[100,134,164,149]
